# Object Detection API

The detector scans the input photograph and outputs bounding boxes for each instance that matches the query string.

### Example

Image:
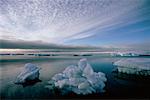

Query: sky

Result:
[0,0,150,47]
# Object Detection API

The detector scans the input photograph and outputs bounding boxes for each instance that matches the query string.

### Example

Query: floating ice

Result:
[46,58,107,95]
[113,58,150,76]
[15,63,41,84]
[111,52,139,57]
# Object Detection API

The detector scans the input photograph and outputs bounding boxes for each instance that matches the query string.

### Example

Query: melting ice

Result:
[46,58,107,95]
[15,63,41,84]
[113,58,150,76]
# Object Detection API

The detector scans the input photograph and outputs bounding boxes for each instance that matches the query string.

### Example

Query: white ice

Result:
[46,58,107,95]
[111,52,139,57]
[15,63,41,84]
[113,58,150,76]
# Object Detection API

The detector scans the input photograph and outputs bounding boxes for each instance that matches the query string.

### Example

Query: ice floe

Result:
[111,52,139,57]
[113,58,150,76]
[15,63,41,84]
[46,58,107,95]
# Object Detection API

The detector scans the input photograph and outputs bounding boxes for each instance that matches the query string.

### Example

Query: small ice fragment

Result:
[15,63,41,84]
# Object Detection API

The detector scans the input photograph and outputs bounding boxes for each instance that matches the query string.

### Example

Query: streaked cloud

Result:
[0,0,149,45]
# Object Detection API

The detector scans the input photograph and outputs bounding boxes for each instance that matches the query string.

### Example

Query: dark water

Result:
[0,57,150,99]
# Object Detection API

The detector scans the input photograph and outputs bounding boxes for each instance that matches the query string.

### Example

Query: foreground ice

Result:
[46,58,107,95]
[15,63,41,84]
[113,58,150,76]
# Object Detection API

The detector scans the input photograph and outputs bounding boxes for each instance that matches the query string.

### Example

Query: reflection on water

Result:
[15,78,42,87]
[0,57,150,99]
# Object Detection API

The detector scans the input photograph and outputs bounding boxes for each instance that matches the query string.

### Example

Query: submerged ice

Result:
[46,58,107,95]
[113,58,150,76]
[15,63,41,84]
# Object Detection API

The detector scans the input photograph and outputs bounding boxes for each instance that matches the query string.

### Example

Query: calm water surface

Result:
[0,57,150,99]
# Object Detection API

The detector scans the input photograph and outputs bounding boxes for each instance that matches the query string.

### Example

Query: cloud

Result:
[0,39,109,50]
[0,0,149,44]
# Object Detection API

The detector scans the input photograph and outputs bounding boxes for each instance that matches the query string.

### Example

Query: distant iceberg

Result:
[15,63,41,84]
[113,58,150,76]
[111,52,139,57]
[46,58,107,95]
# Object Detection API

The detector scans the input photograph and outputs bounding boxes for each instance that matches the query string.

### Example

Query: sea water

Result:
[0,50,150,99]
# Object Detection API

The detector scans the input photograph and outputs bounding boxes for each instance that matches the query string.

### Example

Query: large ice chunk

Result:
[113,58,150,76]
[15,63,41,84]
[46,58,107,95]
